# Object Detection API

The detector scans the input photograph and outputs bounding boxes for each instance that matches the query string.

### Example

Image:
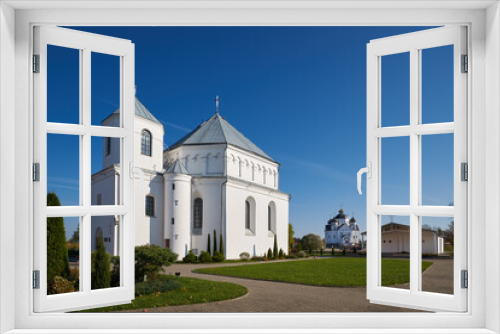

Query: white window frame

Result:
[1,1,499,333]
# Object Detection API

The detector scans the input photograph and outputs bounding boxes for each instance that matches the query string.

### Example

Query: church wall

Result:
[190,178,224,256]
[226,146,279,190]
[145,173,165,247]
[135,116,164,172]
[91,170,118,255]
[225,181,289,259]
[102,116,121,170]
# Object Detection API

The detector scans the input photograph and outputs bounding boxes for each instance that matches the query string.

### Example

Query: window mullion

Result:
[409,47,420,294]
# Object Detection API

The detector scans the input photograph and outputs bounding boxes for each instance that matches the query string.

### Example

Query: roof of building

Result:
[166,159,189,175]
[168,113,275,162]
[104,97,162,125]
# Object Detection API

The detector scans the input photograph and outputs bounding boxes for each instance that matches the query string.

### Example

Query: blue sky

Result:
[45,26,454,240]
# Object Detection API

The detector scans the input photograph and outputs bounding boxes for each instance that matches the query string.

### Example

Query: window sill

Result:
[245,229,255,236]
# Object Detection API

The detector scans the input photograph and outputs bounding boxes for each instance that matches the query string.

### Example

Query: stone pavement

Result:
[120,257,452,313]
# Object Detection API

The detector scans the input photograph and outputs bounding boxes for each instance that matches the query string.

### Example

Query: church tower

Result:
[163,160,192,257]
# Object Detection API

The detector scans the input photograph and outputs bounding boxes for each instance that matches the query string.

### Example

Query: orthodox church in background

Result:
[91,96,290,259]
[324,209,360,248]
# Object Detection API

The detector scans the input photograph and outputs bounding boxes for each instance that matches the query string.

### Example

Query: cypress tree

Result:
[207,233,211,255]
[219,234,224,255]
[213,229,217,254]
[273,234,278,258]
[46,192,70,284]
[91,234,111,289]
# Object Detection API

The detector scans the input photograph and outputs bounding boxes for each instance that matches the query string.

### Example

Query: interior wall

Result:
[0,2,16,333]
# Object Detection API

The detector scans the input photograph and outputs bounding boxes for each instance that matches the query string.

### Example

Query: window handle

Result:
[129,161,145,194]
[357,162,372,195]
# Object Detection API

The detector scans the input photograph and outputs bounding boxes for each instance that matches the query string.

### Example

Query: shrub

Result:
[135,244,178,283]
[273,234,278,258]
[353,247,357,255]
[267,248,273,259]
[213,251,225,262]
[47,192,70,285]
[198,251,213,263]
[342,248,346,256]
[220,234,224,254]
[213,230,217,254]
[297,251,306,258]
[110,256,120,287]
[239,252,251,260]
[251,256,264,261]
[91,235,110,289]
[135,275,181,297]
[68,268,79,291]
[320,248,324,256]
[207,234,211,255]
[278,248,284,258]
[48,275,75,295]
[183,250,198,263]
[332,248,335,256]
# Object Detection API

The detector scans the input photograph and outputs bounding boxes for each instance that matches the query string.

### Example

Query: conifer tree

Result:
[213,229,217,254]
[273,234,278,258]
[207,233,211,255]
[46,192,70,283]
[91,234,111,289]
[220,234,224,255]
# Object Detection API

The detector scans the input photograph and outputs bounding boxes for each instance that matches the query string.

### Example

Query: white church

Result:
[324,209,360,248]
[91,97,290,259]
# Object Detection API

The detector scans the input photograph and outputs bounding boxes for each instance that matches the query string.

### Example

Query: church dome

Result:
[332,209,346,220]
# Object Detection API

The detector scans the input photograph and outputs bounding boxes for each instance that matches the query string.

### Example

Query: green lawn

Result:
[78,276,248,312]
[194,258,433,287]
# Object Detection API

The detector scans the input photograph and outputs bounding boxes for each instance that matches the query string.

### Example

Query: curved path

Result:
[121,258,455,313]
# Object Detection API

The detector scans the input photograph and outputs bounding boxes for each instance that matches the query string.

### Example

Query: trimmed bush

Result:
[278,248,284,258]
[220,234,224,254]
[320,248,324,256]
[110,256,120,287]
[47,192,70,286]
[297,250,307,258]
[213,251,225,262]
[91,235,110,289]
[207,234,211,255]
[342,248,346,256]
[267,248,273,259]
[273,234,278,258]
[198,251,213,263]
[251,256,264,261]
[239,252,251,260]
[135,244,178,283]
[183,250,198,263]
[68,268,79,291]
[213,230,217,254]
[135,275,181,297]
[353,247,357,254]
[332,248,335,256]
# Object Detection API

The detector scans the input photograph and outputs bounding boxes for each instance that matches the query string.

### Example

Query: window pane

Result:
[381,137,410,205]
[47,45,80,124]
[380,215,410,290]
[92,136,121,206]
[421,134,454,206]
[91,215,121,290]
[47,216,80,295]
[92,52,120,127]
[47,134,80,206]
[421,45,454,124]
[420,216,454,295]
[381,52,410,127]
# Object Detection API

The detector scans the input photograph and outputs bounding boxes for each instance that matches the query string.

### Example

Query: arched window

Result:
[145,195,155,216]
[141,130,152,156]
[268,205,272,231]
[193,198,203,234]
[245,200,251,230]
[268,201,276,233]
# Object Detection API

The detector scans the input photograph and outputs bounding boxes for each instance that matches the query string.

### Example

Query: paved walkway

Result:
[120,257,452,313]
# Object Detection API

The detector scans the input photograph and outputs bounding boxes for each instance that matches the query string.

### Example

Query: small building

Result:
[324,209,360,248]
[360,222,445,255]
